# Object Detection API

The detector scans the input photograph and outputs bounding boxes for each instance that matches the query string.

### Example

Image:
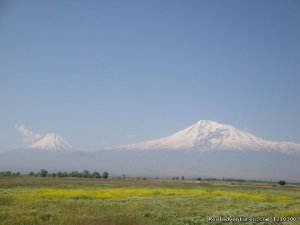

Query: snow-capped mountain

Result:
[122,120,300,153]
[1,120,300,180]
[29,133,72,151]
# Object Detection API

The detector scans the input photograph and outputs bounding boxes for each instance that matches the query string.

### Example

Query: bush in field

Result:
[51,173,57,177]
[40,169,48,177]
[56,171,68,177]
[92,171,101,178]
[0,171,20,176]
[0,171,12,176]
[82,170,90,178]
[69,171,81,177]
[102,171,109,179]
[278,180,286,185]
[28,171,35,176]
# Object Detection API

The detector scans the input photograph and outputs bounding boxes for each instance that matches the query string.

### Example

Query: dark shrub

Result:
[278,180,286,185]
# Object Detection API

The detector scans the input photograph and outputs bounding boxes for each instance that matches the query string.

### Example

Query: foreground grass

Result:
[0,177,299,225]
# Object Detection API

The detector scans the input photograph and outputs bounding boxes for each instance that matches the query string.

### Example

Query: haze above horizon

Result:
[0,0,299,152]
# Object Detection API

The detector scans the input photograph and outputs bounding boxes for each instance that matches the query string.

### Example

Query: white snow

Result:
[29,133,72,151]
[122,120,300,153]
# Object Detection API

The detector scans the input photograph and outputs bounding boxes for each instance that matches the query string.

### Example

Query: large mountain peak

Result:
[183,120,236,137]
[122,120,300,153]
[196,119,223,127]
[29,133,72,151]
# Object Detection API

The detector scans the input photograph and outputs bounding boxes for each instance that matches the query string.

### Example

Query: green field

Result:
[0,177,299,225]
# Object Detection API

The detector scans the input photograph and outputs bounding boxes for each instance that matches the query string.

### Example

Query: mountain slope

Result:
[122,120,300,153]
[29,133,72,151]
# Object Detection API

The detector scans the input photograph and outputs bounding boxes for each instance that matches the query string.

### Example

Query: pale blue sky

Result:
[0,0,299,151]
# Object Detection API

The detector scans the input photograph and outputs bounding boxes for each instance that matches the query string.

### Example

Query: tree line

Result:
[0,170,109,179]
[0,171,287,185]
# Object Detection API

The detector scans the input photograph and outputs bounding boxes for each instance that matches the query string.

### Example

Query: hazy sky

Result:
[0,0,299,151]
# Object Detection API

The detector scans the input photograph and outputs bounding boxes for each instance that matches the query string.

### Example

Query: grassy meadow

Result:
[0,177,299,225]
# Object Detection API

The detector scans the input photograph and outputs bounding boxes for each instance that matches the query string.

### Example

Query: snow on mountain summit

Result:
[29,133,72,151]
[122,120,300,153]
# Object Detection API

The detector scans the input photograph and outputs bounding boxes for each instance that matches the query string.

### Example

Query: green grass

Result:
[0,177,299,225]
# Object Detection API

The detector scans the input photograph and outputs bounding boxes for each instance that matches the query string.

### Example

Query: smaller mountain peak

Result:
[46,133,57,137]
[29,132,72,151]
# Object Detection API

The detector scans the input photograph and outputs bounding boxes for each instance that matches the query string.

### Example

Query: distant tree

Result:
[278,180,286,186]
[15,172,20,176]
[82,170,90,178]
[4,171,12,176]
[102,171,109,179]
[122,174,126,179]
[92,171,101,178]
[72,171,83,177]
[69,171,80,177]
[63,172,68,177]
[51,173,57,177]
[69,171,74,177]
[27,172,32,176]
[181,176,185,180]
[40,169,48,177]
[2,171,12,176]
[57,171,64,177]
[197,177,202,181]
